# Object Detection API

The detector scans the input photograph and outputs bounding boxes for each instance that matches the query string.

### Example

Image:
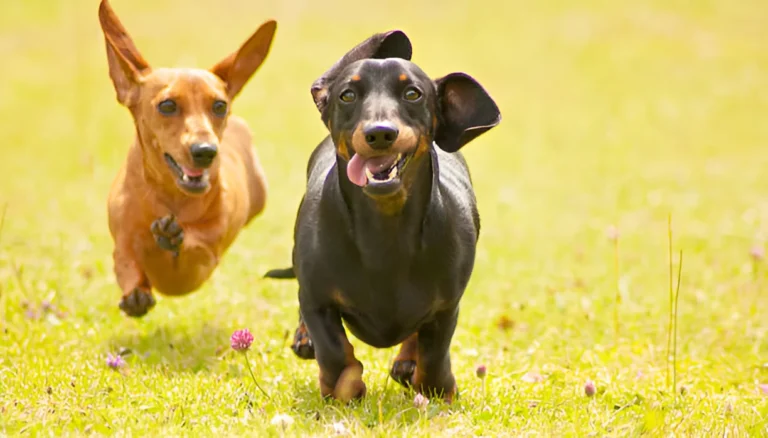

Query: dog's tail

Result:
[263,266,296,279]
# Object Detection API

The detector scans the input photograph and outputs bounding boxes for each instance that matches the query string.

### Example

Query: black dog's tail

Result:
[263,266,296,279]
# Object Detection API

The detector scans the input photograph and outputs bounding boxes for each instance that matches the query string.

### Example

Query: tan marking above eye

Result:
[399,73,407,81]
[351,74,361,81]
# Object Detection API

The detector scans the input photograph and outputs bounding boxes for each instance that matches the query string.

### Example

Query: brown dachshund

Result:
[99,0,276,317]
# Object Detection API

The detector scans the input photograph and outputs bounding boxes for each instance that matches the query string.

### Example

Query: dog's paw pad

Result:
[119,288,156,317]
[151,215,183,252]
[291,324,315,359]
[390,360,416,387]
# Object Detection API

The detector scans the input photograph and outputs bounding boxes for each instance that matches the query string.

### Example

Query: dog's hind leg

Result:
[390,333,418,387]
[291,311,315,359]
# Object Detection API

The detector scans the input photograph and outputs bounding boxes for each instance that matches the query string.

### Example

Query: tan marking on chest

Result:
[332,288,352,307]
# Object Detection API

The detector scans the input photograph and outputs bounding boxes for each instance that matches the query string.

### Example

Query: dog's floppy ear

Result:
[311,30,412,117]
[211,20,277,100]
[433,73,501,153]
[98,0,150,107]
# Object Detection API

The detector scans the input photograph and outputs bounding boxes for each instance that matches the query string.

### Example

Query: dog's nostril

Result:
[190,143,218,166]
[363,122,399,149]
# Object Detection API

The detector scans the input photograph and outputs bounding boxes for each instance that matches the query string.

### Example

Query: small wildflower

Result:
[584,380,596,397]
[759,383,768,396]
[230,329,269,398]
[230,329,254,352]
[605,225,620,242]
[413,393,429,409]
[331,421,349,435]
[106,354,126,370]
[521,372,544,383]
[270,413,294,428]
[41,301,52,313]
[751,245,765,261]
[476,364,487,379]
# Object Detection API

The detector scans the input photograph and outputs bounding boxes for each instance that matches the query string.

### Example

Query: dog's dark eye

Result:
[212,100,228,117]
[340,89,356,103]
[403,87,422,102]
[157,99,178,115]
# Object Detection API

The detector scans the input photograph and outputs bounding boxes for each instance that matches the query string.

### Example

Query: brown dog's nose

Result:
[190,143,218,167]
[363,122,399,150]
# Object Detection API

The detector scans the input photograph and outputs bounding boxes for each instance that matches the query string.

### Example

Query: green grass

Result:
[2,0,768,435]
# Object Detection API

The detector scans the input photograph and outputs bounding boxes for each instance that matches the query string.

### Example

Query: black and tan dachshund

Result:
[265,30,501,403]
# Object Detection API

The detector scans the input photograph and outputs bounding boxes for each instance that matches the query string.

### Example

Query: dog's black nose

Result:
[190,143,218,167]
[363,122,399,150]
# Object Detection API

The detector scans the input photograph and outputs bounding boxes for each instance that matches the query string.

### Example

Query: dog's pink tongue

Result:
[346,154,369,187]
[182,167,204,177]
[346,155,395,187]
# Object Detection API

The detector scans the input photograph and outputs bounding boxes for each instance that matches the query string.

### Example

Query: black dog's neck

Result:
[336,150,436,271]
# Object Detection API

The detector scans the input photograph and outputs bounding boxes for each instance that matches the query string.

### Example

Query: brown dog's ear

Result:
[433,73,501,153]
[311,30,412,117]
[211,20,277,100]
[98,0,150,107]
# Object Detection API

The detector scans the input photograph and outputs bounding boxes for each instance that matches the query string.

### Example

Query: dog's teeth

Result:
[182,174,189,182]
[387,166,397,180]
[365,168,374,180]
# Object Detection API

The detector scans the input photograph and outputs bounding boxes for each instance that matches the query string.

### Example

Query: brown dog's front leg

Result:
[113,242,155,317]
[301,305,366,402]
[151,214,184,256]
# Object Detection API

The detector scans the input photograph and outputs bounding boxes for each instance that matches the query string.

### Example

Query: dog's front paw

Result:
[151,214,183,254]
[390,359,416,387]
[119,287,156,317]
[291,322,316,359]
[320,363,367,403]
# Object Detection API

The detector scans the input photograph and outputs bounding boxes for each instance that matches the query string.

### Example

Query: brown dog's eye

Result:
[403,87,422,102]
[212,100,228,117]
[340,89,356,103]
[157,99,178,115]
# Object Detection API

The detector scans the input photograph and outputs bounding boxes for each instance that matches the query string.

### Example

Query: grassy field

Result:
[2,0,768,435]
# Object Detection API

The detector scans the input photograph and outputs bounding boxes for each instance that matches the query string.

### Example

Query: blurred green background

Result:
[1,0,767,434]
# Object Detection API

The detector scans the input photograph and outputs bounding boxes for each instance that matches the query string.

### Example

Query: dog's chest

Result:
[333,278,441,347]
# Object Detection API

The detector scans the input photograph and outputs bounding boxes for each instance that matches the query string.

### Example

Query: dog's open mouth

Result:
[346,152,412,188]
[164,153,210,194]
